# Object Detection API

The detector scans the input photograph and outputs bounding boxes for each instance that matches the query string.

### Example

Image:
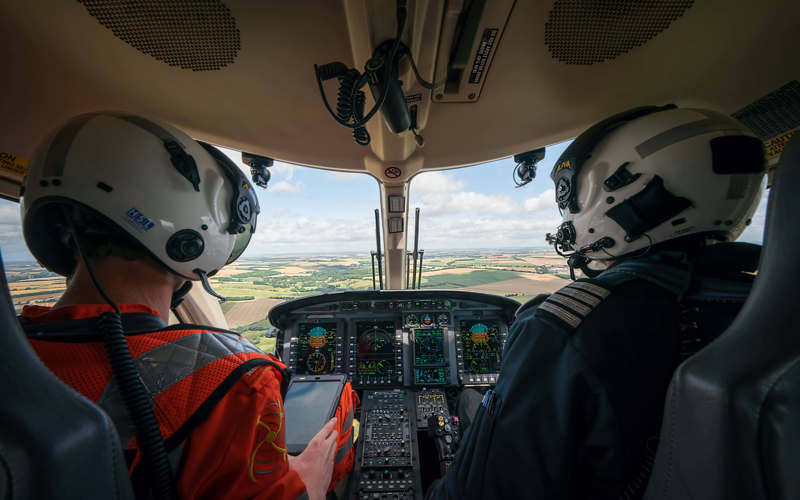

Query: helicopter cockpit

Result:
[1,1,799,499]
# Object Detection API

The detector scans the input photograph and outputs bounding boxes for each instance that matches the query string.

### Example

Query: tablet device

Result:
[283,373,346,455]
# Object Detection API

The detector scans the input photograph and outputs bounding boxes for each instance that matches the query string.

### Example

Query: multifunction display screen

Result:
[414,328,447,384]
[356,320,396,376]
[459,320,502,374]
[296,322,337,375]
[414,328,445,365]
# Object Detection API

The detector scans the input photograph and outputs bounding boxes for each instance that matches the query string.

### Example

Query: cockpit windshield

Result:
[1,141,769,354]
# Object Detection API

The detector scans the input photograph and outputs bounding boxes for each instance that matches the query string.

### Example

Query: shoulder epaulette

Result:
[534,280,611,330]
[515,293,550,318]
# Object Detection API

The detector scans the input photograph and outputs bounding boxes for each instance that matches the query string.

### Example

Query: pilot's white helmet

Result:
[547,105,765,263]
[21,112,259,280]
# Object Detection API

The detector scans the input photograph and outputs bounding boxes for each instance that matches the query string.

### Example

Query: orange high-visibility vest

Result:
[22,304,357,499]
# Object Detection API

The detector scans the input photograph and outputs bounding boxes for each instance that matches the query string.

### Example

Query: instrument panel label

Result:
[469,28,499,85]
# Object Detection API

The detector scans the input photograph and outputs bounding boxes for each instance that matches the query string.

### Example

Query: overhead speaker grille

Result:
[78,0,240,71]
[545,0,694,65]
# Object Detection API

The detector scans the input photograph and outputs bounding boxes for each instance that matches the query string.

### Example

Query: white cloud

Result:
[411,171,517,217]
[332,171,362,182]
[412,171,465,195]
[244,212,375,256]
[416,212,562,250]
[523,189,555,212]
[269,180,304,193]
[417,192,517,216]
[271,162,295,180]
[412,172,556,219]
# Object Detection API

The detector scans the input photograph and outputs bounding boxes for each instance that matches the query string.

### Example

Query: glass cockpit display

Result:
[296,322,338,374]
[414,328,445,365]
[356,320,396,377]
[414,328,447,384]
[459,320,502,374]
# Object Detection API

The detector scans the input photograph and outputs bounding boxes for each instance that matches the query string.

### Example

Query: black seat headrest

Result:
[0,252,134,499]
[644,134,800,500]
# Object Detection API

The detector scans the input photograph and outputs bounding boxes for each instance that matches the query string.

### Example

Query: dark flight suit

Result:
[427,243,758,500]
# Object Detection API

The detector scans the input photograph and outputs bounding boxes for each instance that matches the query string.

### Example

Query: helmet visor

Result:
[226,223,254,264]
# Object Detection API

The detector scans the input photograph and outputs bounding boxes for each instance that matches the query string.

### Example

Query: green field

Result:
[420,270,520,288]
[241,330,276,354]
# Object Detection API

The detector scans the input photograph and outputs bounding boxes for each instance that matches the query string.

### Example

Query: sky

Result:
[0,140,768,262]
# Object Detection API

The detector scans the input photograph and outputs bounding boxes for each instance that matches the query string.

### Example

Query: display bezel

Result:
[293,318,344,376]
[412,327,449,385]
[352,318,400,379]
[455,316,506,378]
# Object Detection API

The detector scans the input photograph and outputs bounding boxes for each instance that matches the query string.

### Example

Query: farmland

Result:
[212,249,571,339]
[7,249,571,352]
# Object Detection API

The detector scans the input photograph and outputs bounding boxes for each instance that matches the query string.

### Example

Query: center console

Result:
[349,389,423,500]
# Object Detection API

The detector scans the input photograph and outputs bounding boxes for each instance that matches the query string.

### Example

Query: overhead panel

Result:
[733,80,800,163]
[545,0,695,65]
[432,0,515,103]
[732,80,800,185]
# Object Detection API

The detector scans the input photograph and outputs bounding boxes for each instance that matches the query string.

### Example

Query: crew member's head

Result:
[547,105,765,269]
[20,112,259,287]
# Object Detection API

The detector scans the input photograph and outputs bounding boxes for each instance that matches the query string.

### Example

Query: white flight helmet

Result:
[21,112,259,282]
[547,105,765,270]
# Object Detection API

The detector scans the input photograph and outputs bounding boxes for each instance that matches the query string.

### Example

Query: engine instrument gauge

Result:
[406,314,419,327]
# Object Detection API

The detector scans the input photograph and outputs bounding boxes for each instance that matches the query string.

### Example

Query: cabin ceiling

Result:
[1,0,798,180]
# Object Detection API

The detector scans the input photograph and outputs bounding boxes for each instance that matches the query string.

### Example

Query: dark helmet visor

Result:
[227,222,254,264]
[197,141,261,265]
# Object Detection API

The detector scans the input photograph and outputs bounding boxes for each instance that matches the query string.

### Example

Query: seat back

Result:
[644,135,800,500]
[0,252,134,499]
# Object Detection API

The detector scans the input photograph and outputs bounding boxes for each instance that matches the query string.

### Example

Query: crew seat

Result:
[644,135,800,499]
[0,253,133,499]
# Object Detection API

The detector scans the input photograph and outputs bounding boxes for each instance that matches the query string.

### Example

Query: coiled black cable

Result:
[336,70,371,146]
[69,217,175,500]
[99,312,175,500]
[313,1,407,146]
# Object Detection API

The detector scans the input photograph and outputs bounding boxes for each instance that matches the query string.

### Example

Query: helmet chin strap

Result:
[170,281,193,310]
[567,253,604,280]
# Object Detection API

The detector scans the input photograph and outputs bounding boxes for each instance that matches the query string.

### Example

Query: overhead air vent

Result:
[545,0,694,65]
[78,0,240,71]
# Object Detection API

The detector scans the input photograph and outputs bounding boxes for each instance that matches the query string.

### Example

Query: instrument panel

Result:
[273,291,518,389]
